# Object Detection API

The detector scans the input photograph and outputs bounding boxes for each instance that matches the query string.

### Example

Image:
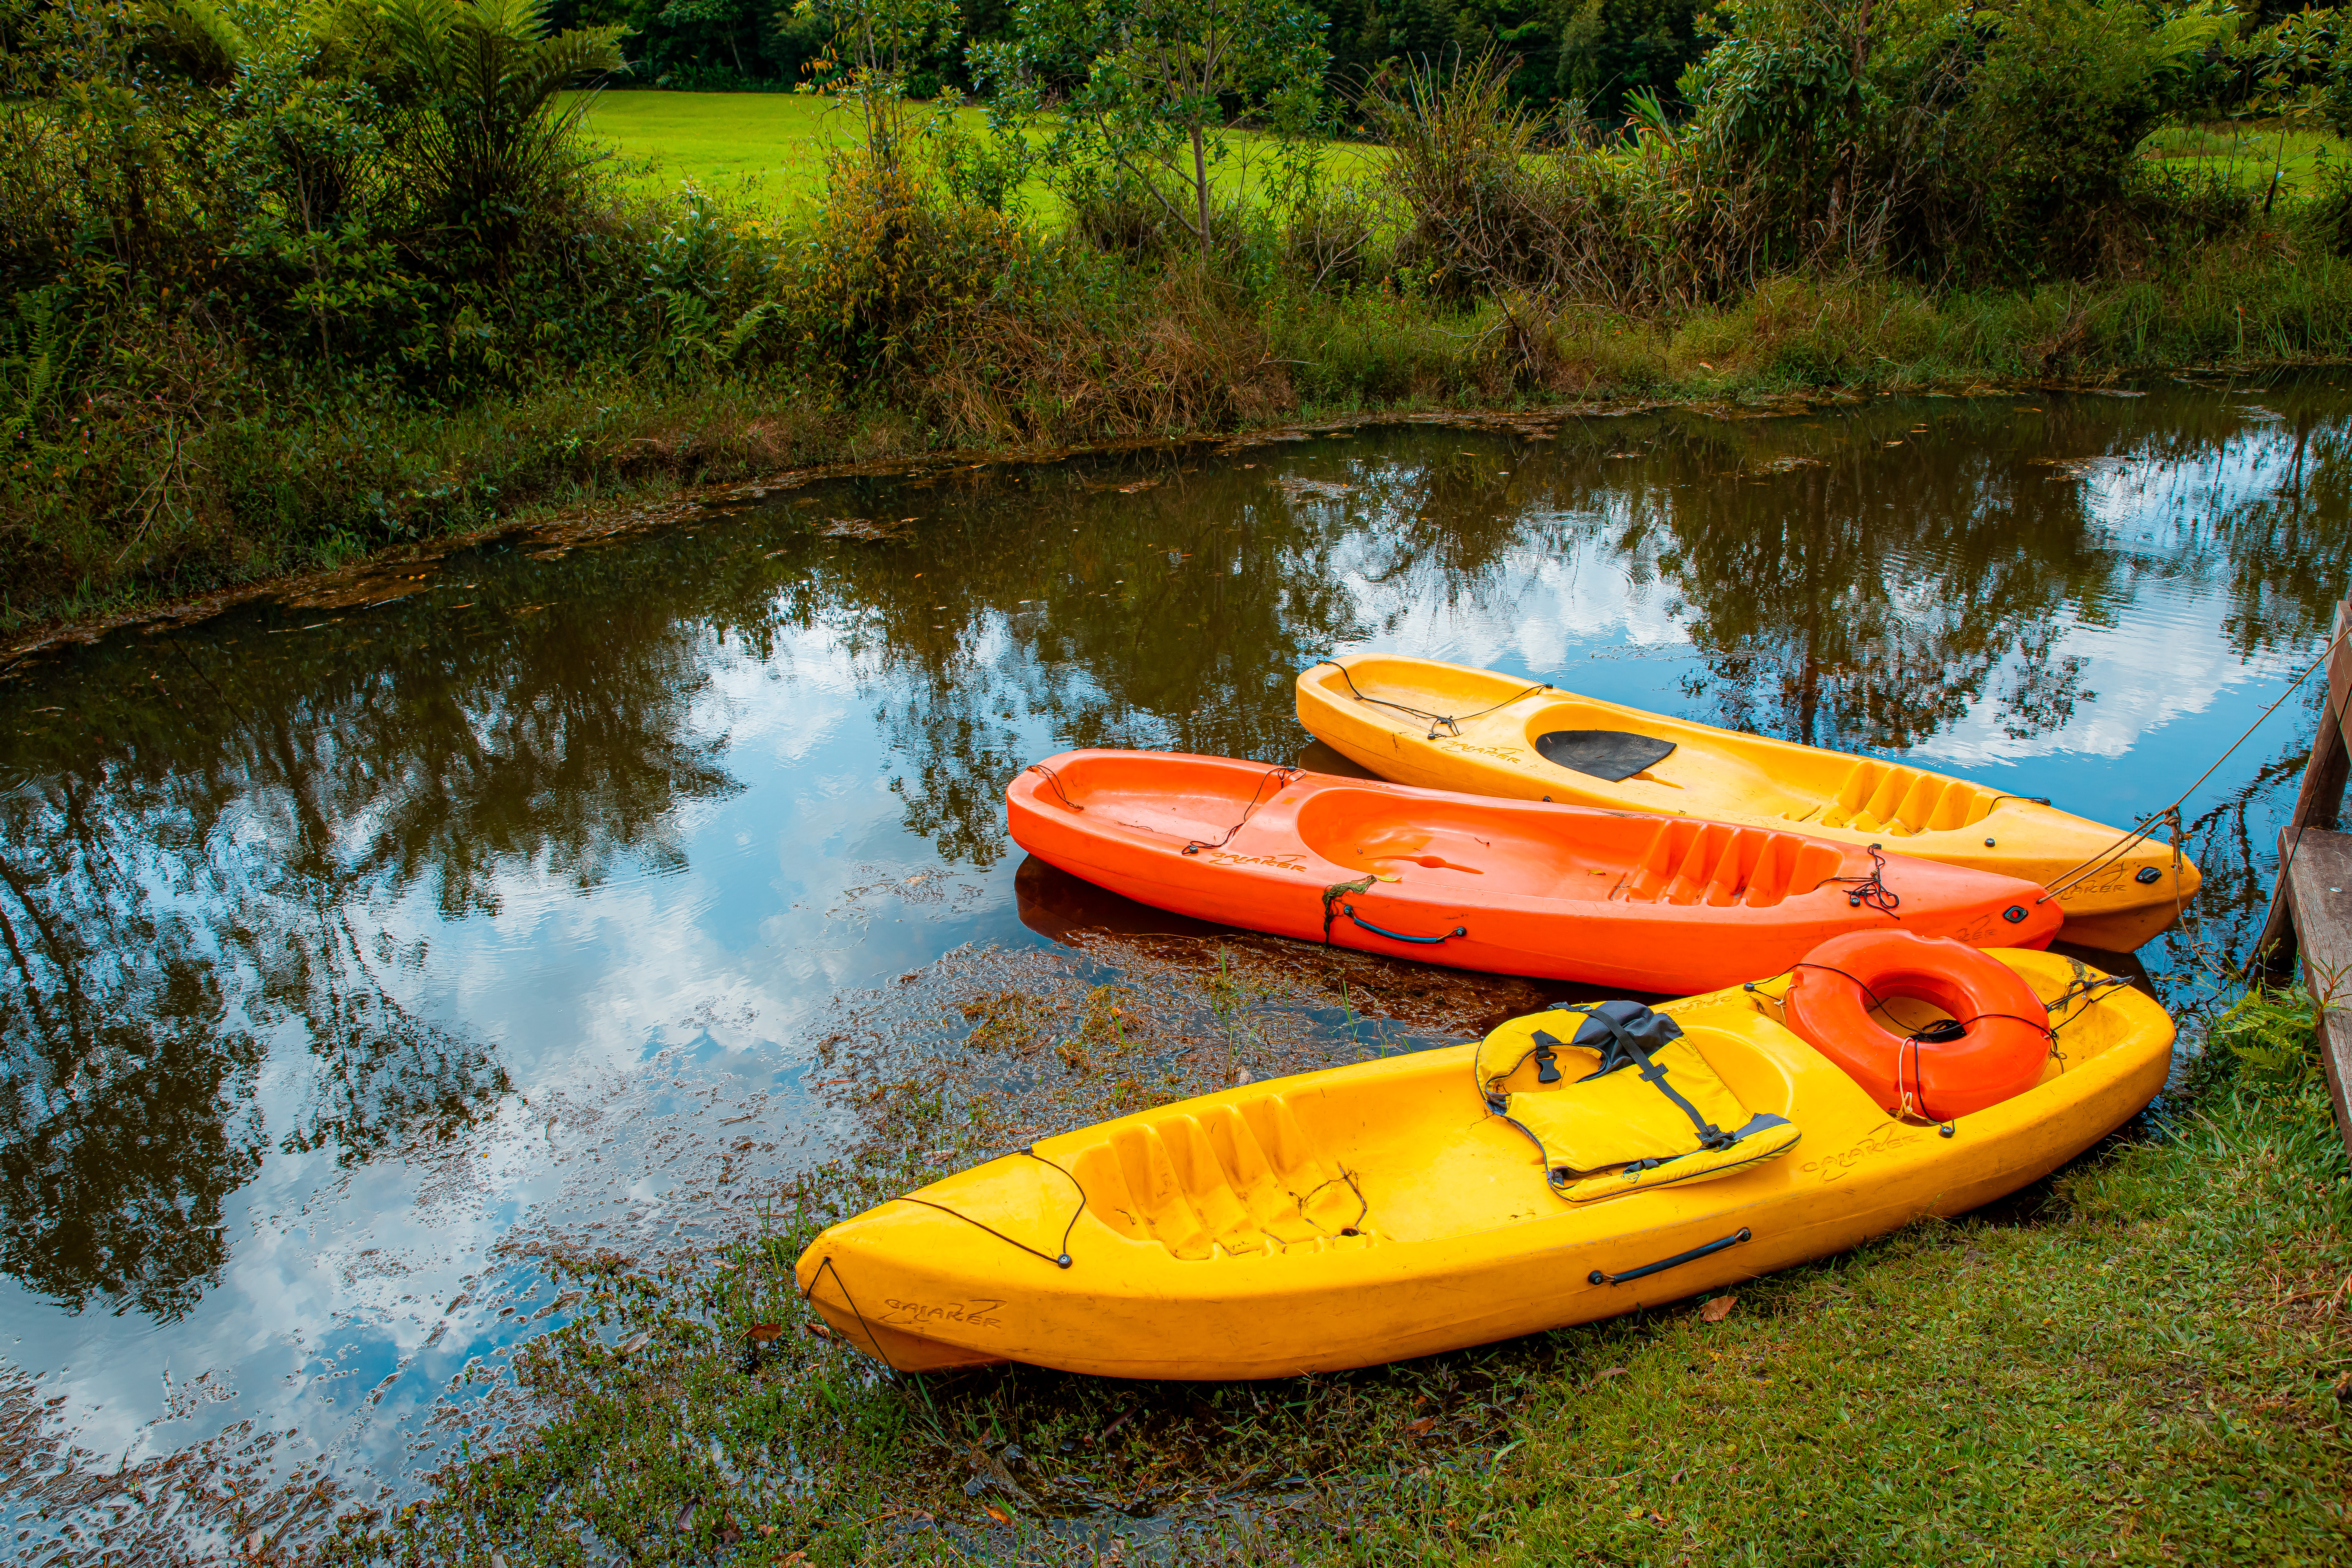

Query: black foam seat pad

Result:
[1534,730,1677,782]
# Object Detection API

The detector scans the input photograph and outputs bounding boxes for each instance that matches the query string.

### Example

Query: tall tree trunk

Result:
[1191,123,1210,253]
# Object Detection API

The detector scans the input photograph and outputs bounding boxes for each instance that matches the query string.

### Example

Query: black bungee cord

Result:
[1181,765,1300,855]
[1026,762,1083,810]
[1314,657,1550,741]
[888,1147,1087,1269]
[1809,843,1901,914]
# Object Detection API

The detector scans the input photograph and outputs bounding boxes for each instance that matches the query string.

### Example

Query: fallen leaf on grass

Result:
[984,1504,1009,1524]
[1596,1366,1627,1378]
[1700,1294,1737,1323]
[617,1329,653,1356]
[747,1322,786,1343]
[802,1321,833,1340]
[1403,1417,1437,1434]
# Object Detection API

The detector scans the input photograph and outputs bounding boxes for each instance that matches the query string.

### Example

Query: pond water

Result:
[2,378,2347,1557]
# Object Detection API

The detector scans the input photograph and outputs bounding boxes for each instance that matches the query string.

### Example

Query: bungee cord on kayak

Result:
[891,1147,1088,1270]
[1179,764,1299,855]
[1810,842,1901,913]
[1313,655,1551,740]
[1025,760,1084,811]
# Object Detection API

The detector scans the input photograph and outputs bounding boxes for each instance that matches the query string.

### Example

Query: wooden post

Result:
[2257,593,2352,1151]
[2258,597,2352,977]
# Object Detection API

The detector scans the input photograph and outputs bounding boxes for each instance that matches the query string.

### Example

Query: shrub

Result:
[2307,162,2352,260]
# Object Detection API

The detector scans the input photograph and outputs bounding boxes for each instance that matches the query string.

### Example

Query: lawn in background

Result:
[564,88,1385,221]
[2140,117,2347,203]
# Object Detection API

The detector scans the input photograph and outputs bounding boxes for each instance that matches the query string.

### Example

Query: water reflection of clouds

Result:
[1916,579,2305,766]
[2082,421,2305,544]
[1327,520,1691,677]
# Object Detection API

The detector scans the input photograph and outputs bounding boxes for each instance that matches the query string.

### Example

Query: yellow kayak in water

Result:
[795,940,2171,1379]
[1294,653,2199,951]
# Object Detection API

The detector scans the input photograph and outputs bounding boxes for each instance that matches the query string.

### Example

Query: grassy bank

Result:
[11,241,2352,650]
[319,969,2350,1566]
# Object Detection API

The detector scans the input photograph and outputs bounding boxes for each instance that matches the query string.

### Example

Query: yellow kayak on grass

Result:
[795,942,2171,1380]
[1294,653,2200,952]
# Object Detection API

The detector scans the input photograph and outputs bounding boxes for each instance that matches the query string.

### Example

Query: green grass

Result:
[2140,118,2348,203]
[567,91,2345,229]
[569,89,868,213]
[322,983,2352,1567]
[564,88,1387,219]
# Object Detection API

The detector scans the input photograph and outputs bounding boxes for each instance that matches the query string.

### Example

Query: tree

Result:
[368,0,628,225]
[793,0,965,169]
[980,0,1329,252]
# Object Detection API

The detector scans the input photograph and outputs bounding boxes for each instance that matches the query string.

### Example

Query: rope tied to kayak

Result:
[1321,875,1376,942]
[1313,657,1550,742]
[1756,959,2054,1044]
[1026,762,1083,811]
[1180,765,1300,855]
[887,1147,1088,1269]
[798,1253,895,1370]
[1318,873,1469,946]
[1809,843,1901,915]
[2036,615,2352,920]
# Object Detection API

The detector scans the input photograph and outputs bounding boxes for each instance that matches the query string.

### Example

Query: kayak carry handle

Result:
[1340,904,1467,946]
[1588,1227,1752,1286]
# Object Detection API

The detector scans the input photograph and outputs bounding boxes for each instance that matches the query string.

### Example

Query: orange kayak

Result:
[1006,750,2063,993]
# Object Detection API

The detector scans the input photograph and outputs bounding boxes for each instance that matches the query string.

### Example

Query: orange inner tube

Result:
[1781,931,2052,1121]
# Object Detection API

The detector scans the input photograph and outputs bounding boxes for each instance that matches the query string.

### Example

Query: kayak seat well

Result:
[1617,820,1846,909]
[1296,788,1584,892]
[1036,752,1305,844]
[1069,1094,1372,1259]
[1788,759,2000,838]
[1476,1003,1801,1203]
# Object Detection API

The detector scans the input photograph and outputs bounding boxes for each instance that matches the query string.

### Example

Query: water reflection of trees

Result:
[0,778,263,1320]
[1635,425,2118,750]
[0,586,737,1318]
[797,397,2351,858]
